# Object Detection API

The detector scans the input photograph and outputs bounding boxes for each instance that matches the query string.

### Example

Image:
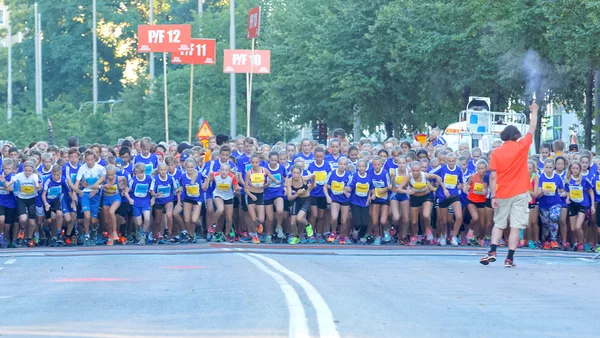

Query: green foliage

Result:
[1,0,599,147]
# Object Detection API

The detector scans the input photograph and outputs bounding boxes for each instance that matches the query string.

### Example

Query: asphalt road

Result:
[1,244,598,338]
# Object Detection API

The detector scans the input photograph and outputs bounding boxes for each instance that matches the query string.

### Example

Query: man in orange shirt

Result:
[480,100,539,267]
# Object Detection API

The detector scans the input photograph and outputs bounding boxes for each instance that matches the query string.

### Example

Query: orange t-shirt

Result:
[489,133,532,199]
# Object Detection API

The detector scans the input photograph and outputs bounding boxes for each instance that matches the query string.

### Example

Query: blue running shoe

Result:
[300,234,308,244]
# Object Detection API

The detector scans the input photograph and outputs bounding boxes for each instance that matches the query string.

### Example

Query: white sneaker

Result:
[440,235,447,246]
[451,236,459,247]
[275,226,285,239]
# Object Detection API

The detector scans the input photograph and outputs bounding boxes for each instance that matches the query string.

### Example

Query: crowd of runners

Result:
[0,125,598,253]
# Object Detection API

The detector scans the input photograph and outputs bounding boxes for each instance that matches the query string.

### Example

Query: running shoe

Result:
[299,234,307,244]
[327,232,337,243]
[127,233,136,244]
[275,226,285,239]
[191,234,198,244]
[383,230,391,243]
[426,229,434,242]
[398,238,407,246]
[594,245,600,253]
[265,235,273,244]
[527,240,536,249]
[0,233,6,249]
[360,236,367,245]
[214,232,225,243]
[373,236,382,246]
[578,243,585,252]
[504,258,516,268]
[208,224,216,234]
[84,235,91,247]
[251,233,260,244]
[308,235,316,244]
[389,226,397,237]
[479,251,497,265]
[478,238,484,247]
[289,237,300,245]
[543,241,551,250]
[409,236,418,246]
[256,223,264,234]
[561,241,570,251]
[138,231,147,245]
[518,239,525,248]
[112,232,119,241]
[550,241,559,250]
[451,236,459,247]
[317,234,326,244]
[469,237,479,246]
[240,233,252,243]
[351,229,359,242]
[339,237,347,245]
[498,238,505,247]
[344,237,352,245]
[106,238,114,246]
[584,243,592,252]
[306,224,314,238]
[483,236,491,247]
[50,237,57,247]
[366,235,374,245]
[439,235,447,246]
[534,241,542,249]
[460,236,467,246]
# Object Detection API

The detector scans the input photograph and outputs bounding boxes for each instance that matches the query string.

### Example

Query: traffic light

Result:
[318,122,328,144]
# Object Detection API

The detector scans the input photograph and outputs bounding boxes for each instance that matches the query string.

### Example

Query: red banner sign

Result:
[223,49,271,74]
[247,6,261,39]
[138,24,192,53]
[171,39,216,65]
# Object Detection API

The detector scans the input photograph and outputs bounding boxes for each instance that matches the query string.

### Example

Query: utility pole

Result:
[595,71,600,152]
[34,3,42,116]
[229,0,236,138]
[149,0,154,93]
[7,11,12,122]
[92,0,98,114]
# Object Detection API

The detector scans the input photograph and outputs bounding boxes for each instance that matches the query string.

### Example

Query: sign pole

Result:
[163,52,169,141]
[246,38,255,137]
[188,64,194,143]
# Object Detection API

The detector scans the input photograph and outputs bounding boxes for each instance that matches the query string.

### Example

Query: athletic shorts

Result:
[81,192,102,219]
[132,204,151,218]
[310,196,327,210]
[468,199,486,209]
[233,195,240,208]
[291,197,311,216]
[371,199,389,206]
[0,206,16,224]
[410,194,433,208]
[246,192,264,206]
[284,199,290,213]
[528,200,539,210]
[117,200,131,218]
[568,202,589,217]
[17,197,37,220]
[103,193,121,207]
[331,200,351,207]
[485,199,493,208]
[44,198,63,219]
[264,196,283,206]
[183,198,202,206]
[240,194,249,212]
[391,193,409,202]
[153,203,166,212]
[439,195,460,209]
[214,196,234,205]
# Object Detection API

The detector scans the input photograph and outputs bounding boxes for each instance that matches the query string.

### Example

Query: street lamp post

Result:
[79,99,124,114]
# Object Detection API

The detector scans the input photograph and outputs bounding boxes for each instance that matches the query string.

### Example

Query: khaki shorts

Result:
[494,192,529,230]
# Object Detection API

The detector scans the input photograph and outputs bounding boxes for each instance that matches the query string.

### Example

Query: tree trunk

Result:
[384,121,394,139]
[584,68,594,150]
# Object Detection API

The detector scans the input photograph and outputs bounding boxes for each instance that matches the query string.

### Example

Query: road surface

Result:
[0,244,598,337]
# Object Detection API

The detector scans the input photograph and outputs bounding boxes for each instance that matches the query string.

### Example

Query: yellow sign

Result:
[196,121,214,139]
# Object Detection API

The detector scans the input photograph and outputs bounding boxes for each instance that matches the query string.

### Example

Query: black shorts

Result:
[439,195,460,209]
[17,197,37,220]
[310,196,328,210]
[0,206,16,224]
[233,195,240,208]
[528,202,539,210]
[44,199,63,219]
[117,200,131,218]
[284,199,291,213]
[240,194,248,211]
[331,200,351,207]
[214,196,234,205]
[568,202,589,217]
[264,196,283,206]
[153,203,166,212]
[246,192,264,205]
[183,198,201,205]
[485,199,493,208]
[468,199,486,209]
[291,197,311,216]
[370,200,389,206]
[410,194,433,208]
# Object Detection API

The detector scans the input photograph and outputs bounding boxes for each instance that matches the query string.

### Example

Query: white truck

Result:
[442,96,536,153]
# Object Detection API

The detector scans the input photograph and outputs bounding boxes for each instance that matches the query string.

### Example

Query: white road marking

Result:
[236,253,310,338]
[0,267,3,271]
[4,259,16,265]
[0,296,12,299]
[251,253,340,338]
[234,248,244,251]
[221,248,232,251]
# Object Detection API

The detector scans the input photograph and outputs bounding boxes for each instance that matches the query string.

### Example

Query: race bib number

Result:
[85,177,99,187]
[570,186,583,202]
[185,184,200,197]
[268,173,282,188]
[596,180,600,192]
[314,171,327,185]
[21,185,35,194]
[413,182,427,191]
[444,174,458,189]
[145,163,154,175]
[47,186,62,199]
[331,181,344,195]
[134,183,149,198]
[251,173,264,187]
[395,175,405,185]
[157,185,171,197]
[473,182,484,194]
[217,183,230,191]
[355,183,369,197]
[542,182,556,196]
[70,173,77,184]
[104,184,118,194]
[375,187,388,199]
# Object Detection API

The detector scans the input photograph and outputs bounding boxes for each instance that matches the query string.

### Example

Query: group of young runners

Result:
[0,128,598,253]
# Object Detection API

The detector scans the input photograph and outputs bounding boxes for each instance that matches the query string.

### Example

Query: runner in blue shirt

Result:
[347,159,373,244]
[307,147,330,243]
[564,161,595,252]
[126,163,156,245]
[538,158,565,250]
[324,157,351,244]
